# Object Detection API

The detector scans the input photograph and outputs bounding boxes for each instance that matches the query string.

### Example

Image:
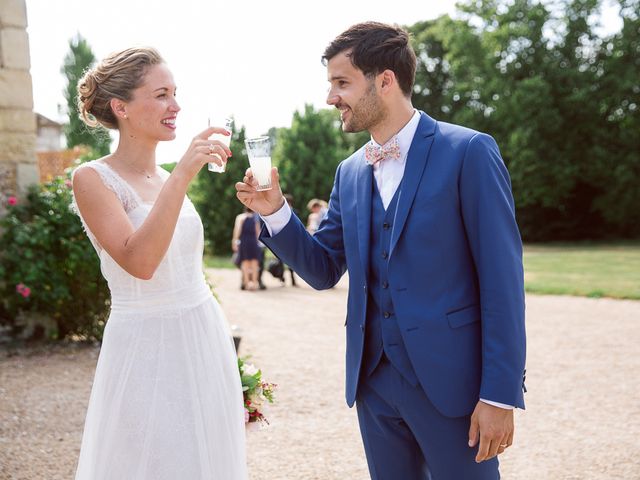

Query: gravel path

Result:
[1,268,639,479]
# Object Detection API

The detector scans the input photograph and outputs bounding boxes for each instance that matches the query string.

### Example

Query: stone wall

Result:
[0,0,38,206]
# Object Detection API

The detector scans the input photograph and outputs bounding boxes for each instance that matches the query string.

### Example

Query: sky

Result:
[24,0,623,164]
[25,0,459,164]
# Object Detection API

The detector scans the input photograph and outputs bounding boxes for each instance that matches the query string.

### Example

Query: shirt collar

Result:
[368,109,421,166]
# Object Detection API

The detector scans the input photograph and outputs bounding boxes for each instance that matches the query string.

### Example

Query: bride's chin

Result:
[159,132,177,141]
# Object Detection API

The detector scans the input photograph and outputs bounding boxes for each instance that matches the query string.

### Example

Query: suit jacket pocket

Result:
[446,304,480,328]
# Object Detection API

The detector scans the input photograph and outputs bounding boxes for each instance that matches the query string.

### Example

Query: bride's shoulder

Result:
[71,157,110,180]
[71,157,125,201]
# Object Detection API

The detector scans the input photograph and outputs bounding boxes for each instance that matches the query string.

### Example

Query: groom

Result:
[236,21,526,479]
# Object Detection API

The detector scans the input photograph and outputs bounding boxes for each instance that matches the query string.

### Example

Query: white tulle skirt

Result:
[74,295,247,480]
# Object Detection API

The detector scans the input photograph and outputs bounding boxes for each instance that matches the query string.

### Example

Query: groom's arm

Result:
[460,132,526,462]
[260,164,347,290]
[460,133,527,407]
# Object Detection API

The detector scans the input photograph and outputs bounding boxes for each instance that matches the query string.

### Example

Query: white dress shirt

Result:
[261,110,513,410]
[371,109,420,209]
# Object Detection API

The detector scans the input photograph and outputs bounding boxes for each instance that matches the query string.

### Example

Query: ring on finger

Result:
[208,143,215,155]
[499,444,508,448]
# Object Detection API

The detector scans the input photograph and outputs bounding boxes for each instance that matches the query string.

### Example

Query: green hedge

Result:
[0,173,109,341]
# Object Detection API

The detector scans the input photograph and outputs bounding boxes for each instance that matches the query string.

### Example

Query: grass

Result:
[204,255,236,270]
[204,249,279,271]
[205,242,640,300]
[523,242,640,300]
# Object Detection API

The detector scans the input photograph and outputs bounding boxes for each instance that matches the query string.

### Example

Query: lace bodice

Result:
[71,160,210,312]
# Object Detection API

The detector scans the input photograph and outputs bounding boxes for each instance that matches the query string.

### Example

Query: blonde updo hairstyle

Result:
[77,46,164,129]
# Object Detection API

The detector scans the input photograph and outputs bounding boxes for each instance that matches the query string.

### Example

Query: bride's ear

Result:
[111,99,128,121]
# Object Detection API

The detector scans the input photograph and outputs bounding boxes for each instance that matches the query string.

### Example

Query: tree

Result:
[589,0,640,235]
[408,0,639,240]
[61,34,111,156]
[189,120,250,255]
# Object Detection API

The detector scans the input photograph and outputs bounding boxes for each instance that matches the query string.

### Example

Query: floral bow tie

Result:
[364,136,401,165]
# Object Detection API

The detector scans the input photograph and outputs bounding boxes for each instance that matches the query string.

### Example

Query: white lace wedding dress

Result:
[72,160,247,479]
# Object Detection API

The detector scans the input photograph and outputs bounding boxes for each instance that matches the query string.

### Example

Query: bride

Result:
[71,46,247,479]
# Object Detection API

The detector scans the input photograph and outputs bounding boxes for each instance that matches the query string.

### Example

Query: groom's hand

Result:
[468,401,514,463]
[235,167,285,216]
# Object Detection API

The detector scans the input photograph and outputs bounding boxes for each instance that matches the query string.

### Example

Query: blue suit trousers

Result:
[356,357,500,480]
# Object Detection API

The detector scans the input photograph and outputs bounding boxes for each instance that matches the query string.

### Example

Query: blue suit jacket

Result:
[261,112,526,418]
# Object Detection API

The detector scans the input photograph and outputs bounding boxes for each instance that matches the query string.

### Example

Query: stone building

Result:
[0,0,38,206]
[36,113,62,152]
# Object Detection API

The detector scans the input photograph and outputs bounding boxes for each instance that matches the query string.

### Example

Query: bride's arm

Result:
[73,127,228,280]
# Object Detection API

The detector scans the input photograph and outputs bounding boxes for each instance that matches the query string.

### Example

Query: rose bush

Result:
[0,172,109,341]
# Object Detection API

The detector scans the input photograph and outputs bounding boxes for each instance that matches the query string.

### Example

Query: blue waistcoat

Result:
[362,179,419,386]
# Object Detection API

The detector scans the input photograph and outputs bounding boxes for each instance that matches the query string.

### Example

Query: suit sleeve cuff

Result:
[260,202,292,237]
[480,398,514,410]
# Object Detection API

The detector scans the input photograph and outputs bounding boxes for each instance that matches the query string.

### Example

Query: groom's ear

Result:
[379,70,396,95]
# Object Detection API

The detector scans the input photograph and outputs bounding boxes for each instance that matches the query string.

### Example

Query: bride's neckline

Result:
[98,160,162,205]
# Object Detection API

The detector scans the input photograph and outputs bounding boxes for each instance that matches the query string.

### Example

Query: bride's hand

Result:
[174,126,231,180]
[235,167,285,216]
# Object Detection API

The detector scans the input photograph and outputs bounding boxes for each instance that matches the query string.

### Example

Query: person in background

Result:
[282,194,298,287]
[232,206,261,291]
[257,239,267,290]
[306,198,329,234]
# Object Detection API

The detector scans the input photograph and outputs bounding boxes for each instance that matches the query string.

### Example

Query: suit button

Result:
[360,324,365,331]
[381,251,388,259]
[383,312,391,319]
[382,281,389,289]
[383,222,390,230]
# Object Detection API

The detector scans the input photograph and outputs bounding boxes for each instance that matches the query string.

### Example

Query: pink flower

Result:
[64,179,73,188]
[16,283,31,298]
[7,196,17,206]
[244,408,250,423]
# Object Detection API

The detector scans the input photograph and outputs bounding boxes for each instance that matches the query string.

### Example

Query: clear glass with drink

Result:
[207,117,233,173]
[244,136,272,191]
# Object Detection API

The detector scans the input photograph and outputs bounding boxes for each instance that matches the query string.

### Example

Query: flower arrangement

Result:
[238,356,276,426]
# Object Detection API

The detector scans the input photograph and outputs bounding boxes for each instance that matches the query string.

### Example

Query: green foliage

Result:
[61,34,111,155]
[189,120,249,255]
[409,0,640,240]
[0,175,109,341]
[160,162,177,173]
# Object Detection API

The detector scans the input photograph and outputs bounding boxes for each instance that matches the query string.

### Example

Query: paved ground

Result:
[1,268,639,479]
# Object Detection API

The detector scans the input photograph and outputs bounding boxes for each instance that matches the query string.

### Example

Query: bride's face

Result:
[122,63,181,142]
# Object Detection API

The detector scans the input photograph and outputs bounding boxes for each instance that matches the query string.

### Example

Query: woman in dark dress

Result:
[232,207,260,291]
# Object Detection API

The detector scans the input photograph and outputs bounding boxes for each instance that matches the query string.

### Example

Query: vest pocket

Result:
[446,304,480,328]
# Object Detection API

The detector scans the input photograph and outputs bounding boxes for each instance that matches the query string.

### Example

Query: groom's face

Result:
[326,51,385,133]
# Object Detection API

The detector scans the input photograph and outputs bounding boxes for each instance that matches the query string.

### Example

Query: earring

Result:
[123,114,128,119]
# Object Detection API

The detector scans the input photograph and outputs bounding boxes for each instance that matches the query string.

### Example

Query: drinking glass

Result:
[244,136,272,191]
[207,117,233,173]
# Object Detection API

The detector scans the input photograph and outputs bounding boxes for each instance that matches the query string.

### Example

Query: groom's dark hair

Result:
[322,21,416,98]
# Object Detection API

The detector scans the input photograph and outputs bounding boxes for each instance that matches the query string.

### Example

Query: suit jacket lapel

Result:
[390,112,437,256]
[356,154,373,279]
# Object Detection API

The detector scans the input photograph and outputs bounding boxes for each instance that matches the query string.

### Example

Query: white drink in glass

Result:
[244,136,272,190]
[208,117,233,173]
[249,156,272,191]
